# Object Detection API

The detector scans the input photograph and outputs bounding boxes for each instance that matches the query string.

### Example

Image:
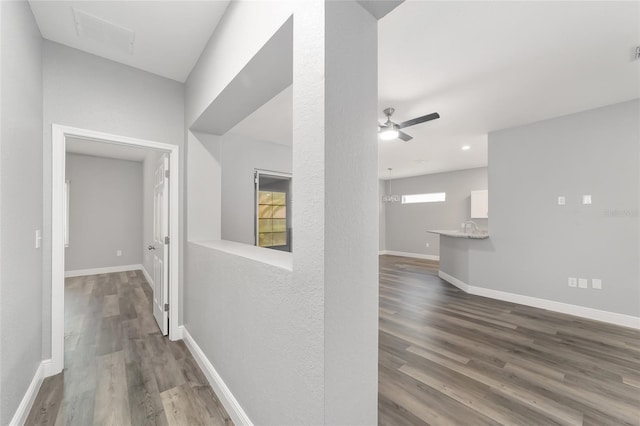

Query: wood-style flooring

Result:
[26,271,233,426]
[378,255,640,426]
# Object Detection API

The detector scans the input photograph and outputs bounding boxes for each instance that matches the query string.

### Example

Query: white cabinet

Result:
[471,190,488,219]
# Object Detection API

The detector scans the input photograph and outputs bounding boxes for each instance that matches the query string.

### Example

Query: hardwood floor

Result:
[378,255,640,426]
[24,258,640,425]
[26,271,233,426]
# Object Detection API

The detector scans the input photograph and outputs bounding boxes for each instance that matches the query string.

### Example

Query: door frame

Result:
[50,124,180,375]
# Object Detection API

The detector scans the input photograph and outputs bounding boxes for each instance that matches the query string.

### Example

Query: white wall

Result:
[42,41,184,357]
[65,154,143,271]
[221,133,291,245]
[460,99,639,318]
[184,2,378,424]
[0,1,43,423]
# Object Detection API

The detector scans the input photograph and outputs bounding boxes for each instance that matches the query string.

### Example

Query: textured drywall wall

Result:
[221,133,291,245]
[0,1,43,423]
[65,154,143,271]
[322,2,378,422]
[469,99,639,317]
[186,5,324,423]
[185,2,378,424]
[185,243,306,424]
[385,167,488,257]
[42,41,184,357]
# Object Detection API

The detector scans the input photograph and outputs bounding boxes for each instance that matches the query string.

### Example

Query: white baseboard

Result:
[65,264,143,278]
[42,359,55,378]
[380,250,439,261]
[141,265,153,286]
[9,359,51,426]
[181,326,253,426]
[438,271,470,292]
[438,270,640,330]
[173,324,184,340]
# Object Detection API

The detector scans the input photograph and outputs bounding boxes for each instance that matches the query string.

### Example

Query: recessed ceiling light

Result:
[461,145,471,151]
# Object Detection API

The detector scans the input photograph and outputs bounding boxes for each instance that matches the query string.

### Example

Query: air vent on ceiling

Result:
[72,8,135,54]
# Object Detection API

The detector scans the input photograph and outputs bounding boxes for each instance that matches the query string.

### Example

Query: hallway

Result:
[26,271,232,426]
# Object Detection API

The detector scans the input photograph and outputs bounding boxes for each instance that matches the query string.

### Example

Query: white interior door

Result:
[152,154,170,335]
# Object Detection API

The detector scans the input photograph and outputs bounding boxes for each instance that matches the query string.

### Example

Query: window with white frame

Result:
[401,192,446,204]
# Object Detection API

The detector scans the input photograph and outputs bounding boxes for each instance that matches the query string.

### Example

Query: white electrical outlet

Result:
[568,277,577,287]
[592,278,602,289]
[582,195,592,205]
[557,196,566,205]
[578,278,588,289]
[116,250,122,257]
[35,230,42,249]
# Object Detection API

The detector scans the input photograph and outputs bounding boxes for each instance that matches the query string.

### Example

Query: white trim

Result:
[64,264,142,278]
[438,270,470,292]
[9,360,49,426]
[181,326,253,426]
[42,359,54,377]
[141,265,153,287]
[380,250,440,261]
[438,270,640,330]
[51,124,181,377]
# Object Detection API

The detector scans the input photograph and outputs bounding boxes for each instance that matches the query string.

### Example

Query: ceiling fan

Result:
[378,107,440,141]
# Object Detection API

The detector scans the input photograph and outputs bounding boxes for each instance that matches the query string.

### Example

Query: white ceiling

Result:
[28,1,230,82]
[224,1,640,179]
[66,137,161,162]
[31,1,640,179]
[378,0,640,179]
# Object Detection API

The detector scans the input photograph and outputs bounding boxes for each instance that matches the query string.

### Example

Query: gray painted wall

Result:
[0,2,43,423]
[220,133,291,246]
[379,180,386,251]
[384,167,488,257]
[467,99,639,317]
[42,41,184,358]
[65,154,143,271]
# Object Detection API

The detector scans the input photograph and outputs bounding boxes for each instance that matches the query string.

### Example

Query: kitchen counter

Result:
[428,230,489,239]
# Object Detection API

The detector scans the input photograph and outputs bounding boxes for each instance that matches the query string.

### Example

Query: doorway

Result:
[50,124,180,376]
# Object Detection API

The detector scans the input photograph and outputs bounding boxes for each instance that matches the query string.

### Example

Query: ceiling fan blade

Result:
[398,112,440,129]
[397,131,413,142]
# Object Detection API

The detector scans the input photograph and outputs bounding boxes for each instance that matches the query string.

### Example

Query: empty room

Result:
[1,1,638,425]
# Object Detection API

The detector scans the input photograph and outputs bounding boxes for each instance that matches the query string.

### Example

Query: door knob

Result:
[148,245,156,251]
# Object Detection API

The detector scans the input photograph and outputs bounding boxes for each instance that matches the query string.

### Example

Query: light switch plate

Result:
[35,230,42,249]
[557,196,566,205]
[582,195,592,205]
[578,278,588,288]
[568,277,577,287]
[592,278,602,289]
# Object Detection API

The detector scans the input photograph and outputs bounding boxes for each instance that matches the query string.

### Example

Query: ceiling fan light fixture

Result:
[379,127,399,140]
